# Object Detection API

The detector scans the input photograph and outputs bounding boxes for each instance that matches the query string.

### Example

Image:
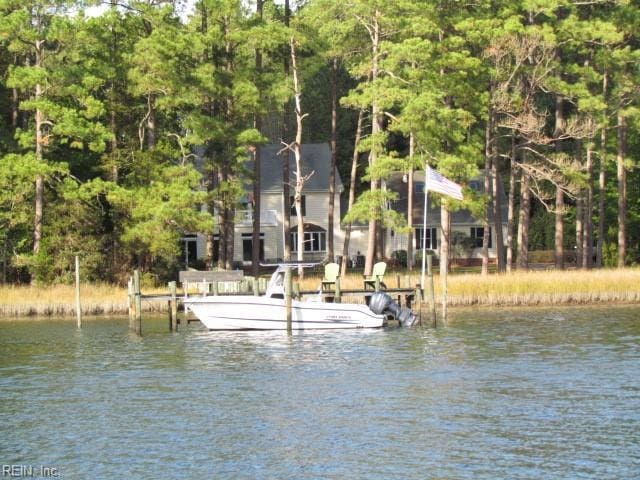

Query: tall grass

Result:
[0,283,167,318]
[299,267,640,307]
[1,268,638,317]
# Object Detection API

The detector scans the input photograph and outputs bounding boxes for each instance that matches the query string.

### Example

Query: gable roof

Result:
[257,143,343,193]
[385,171,508,226]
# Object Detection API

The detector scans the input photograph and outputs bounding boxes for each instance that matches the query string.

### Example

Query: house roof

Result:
[257,143,344,193]
[385,171,508,227]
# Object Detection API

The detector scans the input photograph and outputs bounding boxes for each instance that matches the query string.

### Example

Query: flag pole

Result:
[420,165,429,291]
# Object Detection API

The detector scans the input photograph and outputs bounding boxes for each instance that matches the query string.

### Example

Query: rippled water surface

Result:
[1,306,639,479]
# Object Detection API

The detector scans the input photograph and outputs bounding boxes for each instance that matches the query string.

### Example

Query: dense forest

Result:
[0,0,638,285]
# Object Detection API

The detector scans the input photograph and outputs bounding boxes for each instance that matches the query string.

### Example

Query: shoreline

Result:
[0,267,638,318]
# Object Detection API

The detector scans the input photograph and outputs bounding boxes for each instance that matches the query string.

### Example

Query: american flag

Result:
[426,166,464,200]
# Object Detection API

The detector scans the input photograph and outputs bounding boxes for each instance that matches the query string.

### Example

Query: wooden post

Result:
[212,281,219,296]
[414,284,422,325]
[404,275,410,306]
[128,277,134,328]
[168,281,177,332]
[74,255,82,328]
[133,269,142,335]
[427,255,437,327]
[441,257,448,326]
[335,277,341,303]
[252,276,259,296]
[285,267,292,333]
[374,277,380,292]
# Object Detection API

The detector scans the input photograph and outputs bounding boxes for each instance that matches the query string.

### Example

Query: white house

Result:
[184,143,348,267]
[383,171,508,264]
[182,144,506,267]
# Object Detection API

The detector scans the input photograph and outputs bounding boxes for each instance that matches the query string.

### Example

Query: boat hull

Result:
[184,296,384,330]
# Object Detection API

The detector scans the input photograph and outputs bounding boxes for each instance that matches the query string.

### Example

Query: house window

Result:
[470,227,491,248]
[182,234,198,267]
[291,231,326,253]
[242,233,264,262]
[212,234,219,263]
[290,195,306,216]
[415,182,425,194]
[415,227,437,250]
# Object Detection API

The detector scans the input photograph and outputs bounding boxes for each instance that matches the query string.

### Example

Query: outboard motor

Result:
[369,292,419,327]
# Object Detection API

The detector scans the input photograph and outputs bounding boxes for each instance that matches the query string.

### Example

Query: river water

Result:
[1,306,638,479]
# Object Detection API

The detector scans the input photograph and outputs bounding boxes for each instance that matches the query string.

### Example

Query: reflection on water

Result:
[0,307,639,479]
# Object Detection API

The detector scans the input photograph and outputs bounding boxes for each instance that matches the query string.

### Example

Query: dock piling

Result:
[168,281,178,331]
[427,255,437,327]
[132,269,142,335]
[75,255,82,329]
[285,267,292,333]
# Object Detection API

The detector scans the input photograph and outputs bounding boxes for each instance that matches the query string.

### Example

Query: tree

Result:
[1,0,111,281]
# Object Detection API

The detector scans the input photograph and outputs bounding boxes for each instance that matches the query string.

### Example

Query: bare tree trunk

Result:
[327,58,338,263]
[364,10,381,277]
[481,145,491,276]
[487,103,505,272]
[576,196,584,268]
[583,139,594,269]
[492,161,505,272]
[575,140,584,268]
[517,170,531,270]
[596,72,608,268]
[290,36,309,277]
[506,136,517,273]
[340,110,364,274]
[554,95,565,269]
[617,113,627,268]
[146,93,157,150]
[407,132,415,271]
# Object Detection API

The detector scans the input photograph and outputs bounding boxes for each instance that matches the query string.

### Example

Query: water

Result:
[1,306,639,479]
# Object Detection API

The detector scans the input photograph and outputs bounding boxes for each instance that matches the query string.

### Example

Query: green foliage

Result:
[0,0,639,284]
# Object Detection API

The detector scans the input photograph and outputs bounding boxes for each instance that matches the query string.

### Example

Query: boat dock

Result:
[127,267,432,335]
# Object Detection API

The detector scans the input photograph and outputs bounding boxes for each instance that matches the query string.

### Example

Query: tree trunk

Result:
[146,93,157,150]
[487,102,504,272]
[364,10,381,277]
[290,36,307,278]
[554,95,565,269]
[506,136,517,273]
[11,56,19,129]
[481,141,491,276]
[576,195,584,269]
[340,109,364,274]
[596,72,608,268]
[517,170,531,270]
[251,0,264,276]
[407,132,415,270]
[617,113,627,268]
[583,139,594,269]
[492,159,505,272]
[327,58,338,263]
[282,0,291,262]
[33,41,45,259]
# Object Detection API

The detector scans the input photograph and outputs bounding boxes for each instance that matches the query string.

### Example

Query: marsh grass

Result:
[1,268,638,317]
[0,283,167,317]
[298,267,640,307]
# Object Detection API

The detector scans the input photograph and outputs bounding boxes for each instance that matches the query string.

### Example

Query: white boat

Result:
[184,263,416,330]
